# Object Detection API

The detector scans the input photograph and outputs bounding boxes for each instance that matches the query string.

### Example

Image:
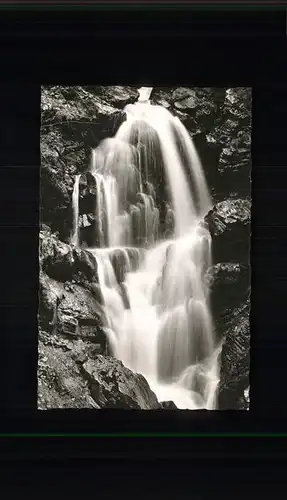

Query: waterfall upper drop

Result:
[137,86,153,103]
[70,86,220,409]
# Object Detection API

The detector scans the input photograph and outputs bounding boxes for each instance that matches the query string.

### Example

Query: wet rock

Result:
[216,139,251,198]
[205,199,251,263]
[161,401,178,409]
[205,263,250,332]
[81,355,161,409]
[150,89,171,109]
[42,85,117,125]
[40,129,80,240]
[205,88,251,198]
[38,269,105,343]
[72,247,98,282]
[164,203,175,238]
[224,87,252,122]
[101,86,139,109]
[40,223,52,234]
[40,232,76,281]
[40,231,98,283]
[57,284,103,340]
[172,87,197,103]
[172,88,218,132]
[78,172,98,215]
[175,97,197,113]
[108,247,143,279]
[83,282,104,305]
[218,299,250,410]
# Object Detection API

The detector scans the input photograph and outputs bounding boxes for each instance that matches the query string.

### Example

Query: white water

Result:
[71,86,221,409]
[70,174,80,246]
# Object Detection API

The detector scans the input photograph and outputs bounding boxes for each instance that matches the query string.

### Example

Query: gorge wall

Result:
[39,85,251,410]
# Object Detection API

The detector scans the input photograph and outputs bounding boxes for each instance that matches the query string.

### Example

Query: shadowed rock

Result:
[218,300,250,410]
[160,401,178,409]
[205,199,251,263]
[205,262,250,335]
[40,230,98,283]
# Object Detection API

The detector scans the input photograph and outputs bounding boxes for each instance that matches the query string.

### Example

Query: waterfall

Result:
[70,86,221,409]
[70,174,81,246]
[138,86,153,103]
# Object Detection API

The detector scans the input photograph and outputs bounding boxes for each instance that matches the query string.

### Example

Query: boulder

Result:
[150,89,171,109]
[101,86,139,109]
[81,355,161,409]
[172,87,218,132]
[39,230,98,284]
[205,199,251,263]
[173,88,198,111]
[160,401,178,409]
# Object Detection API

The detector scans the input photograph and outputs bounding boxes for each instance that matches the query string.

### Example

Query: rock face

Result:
[205,198,251,263]
[206,262,250,339]
[81,355,161,410]
[38,331,99,409]
[40,228,99,283]
[39,85,251,410]
[38,332,161,410]
[38,229,105,346]
[204,198,251,408]
[218,300,250,410]
[204,197,251,408]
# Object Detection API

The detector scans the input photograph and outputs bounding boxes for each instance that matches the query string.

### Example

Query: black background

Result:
[0,6,286,487]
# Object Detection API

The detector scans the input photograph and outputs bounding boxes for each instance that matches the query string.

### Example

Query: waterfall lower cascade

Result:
[71,87,222,409]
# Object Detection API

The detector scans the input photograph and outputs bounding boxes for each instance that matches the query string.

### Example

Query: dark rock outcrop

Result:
[204,198,251,408]
[218,300,250,410]
[206,262,250,336]
[57,284,103,337]
[40,229,98,284]
[151,86,251,201]
[100,86,139,109]
[39,272,105,344]
[205,199,251,263]
[39,229,105,345]
[160,401,178,409]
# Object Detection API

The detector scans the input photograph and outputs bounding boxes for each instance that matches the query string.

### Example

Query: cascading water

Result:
[70,174,81,246]
[71,86,221,409]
